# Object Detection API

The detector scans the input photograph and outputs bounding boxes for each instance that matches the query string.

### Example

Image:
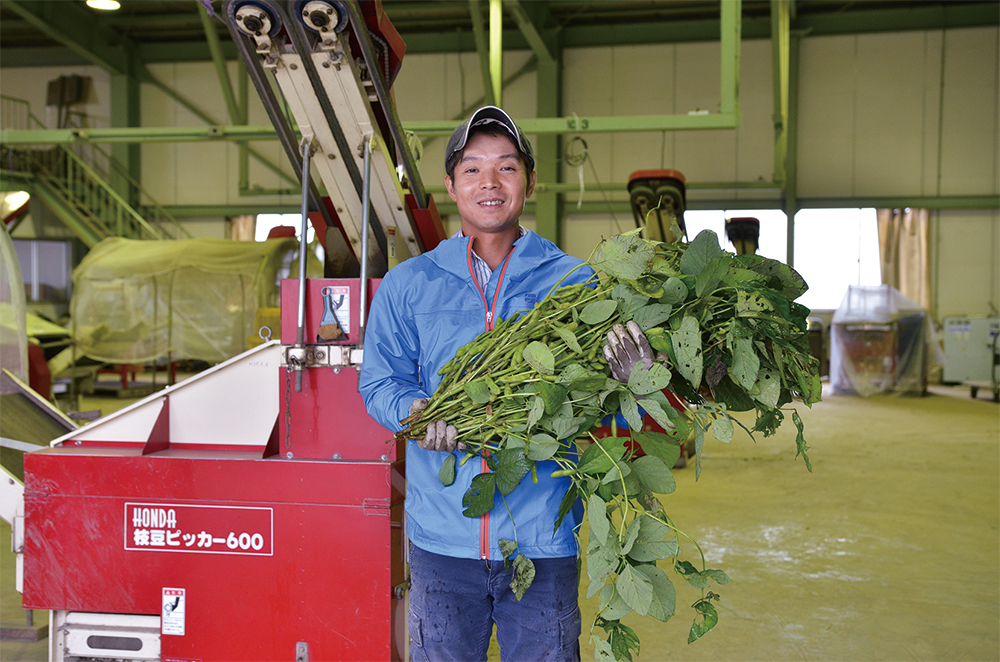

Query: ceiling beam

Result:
[2,0,131,75]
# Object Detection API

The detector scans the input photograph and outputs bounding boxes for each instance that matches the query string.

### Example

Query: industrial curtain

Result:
[877,208,931,313]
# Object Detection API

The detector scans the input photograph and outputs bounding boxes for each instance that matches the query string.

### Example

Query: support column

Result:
[785,31,801,267]
[110,64,140,205]
[534,49,561,244]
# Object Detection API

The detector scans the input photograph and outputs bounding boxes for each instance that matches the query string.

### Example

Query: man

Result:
[359,106,592,661]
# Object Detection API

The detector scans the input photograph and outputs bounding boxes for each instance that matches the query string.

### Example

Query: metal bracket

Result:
[295,641,309,662]
[282,345,363,369]
[11,515,24,553]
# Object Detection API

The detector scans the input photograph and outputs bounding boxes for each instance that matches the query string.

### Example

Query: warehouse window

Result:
[793,208,881,311]
[255,214,315,243]
[683,209,788,263]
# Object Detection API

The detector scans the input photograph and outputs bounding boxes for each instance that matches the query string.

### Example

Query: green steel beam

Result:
[784,31,802,266]
[109,71,142,203]
[407,112,740,136]
[489,0,503,106]
[468,0,496,106]
[533,30,561,243]
[160,194,997,221]
[771,0,790,186]
[159,204,302,217]
[0,126,279,145]
[502,0,555,65]
[720,0,742,117]
[3,0,130,75]
[795,3,999,36]
[799,196,999,210]
[198,3,242,127]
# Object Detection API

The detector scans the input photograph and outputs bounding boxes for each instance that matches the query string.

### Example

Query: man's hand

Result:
[409,398,462,452]
[603,320,659,383]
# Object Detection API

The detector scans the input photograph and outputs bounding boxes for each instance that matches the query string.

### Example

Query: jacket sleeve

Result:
[358,274,428,433]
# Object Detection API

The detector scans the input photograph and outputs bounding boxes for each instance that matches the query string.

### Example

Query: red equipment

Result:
[22,279,406,661]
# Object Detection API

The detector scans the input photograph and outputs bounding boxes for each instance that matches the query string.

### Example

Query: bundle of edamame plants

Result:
[397,229,821,661]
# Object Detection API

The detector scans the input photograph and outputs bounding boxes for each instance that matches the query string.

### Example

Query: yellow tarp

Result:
[71,237,301,364]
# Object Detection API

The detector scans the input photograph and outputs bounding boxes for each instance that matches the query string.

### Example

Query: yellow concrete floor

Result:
[3,384,998,661]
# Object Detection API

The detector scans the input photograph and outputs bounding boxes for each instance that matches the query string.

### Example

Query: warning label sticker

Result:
[162,588,185,636]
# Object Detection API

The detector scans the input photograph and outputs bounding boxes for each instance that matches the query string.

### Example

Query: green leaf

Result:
[713,374,757,412]
[587,535,617,588]
[637,397,677,431]
[637,513,670,542]
[688,594,721,643]
[438,453,456,486]
[590,233,655,281]
[523,341,555,375]
[711,415,734,443]
[602,459,631,485]
[672,315,703,388]
[498,538,518,559]
[695,256,730,297]
[728,337,760,391]
[534,381,568,415]
[631,430,683,471]
[630,455,676,494]
[587,495,610,546]
[792,409,813,472]
[632,303,673,330]
[612,283,651,318]
[592,634,615,662]
[579,437,627,475]
[735,253,808,299]
[463,379,493,404]
[526,433,559,461]
[580,299,618,325]
[504,433,525,449]
[549,415,586,441]
[750,367,781,408]
[526,395,544,430]
[619,391,643,430]
[557,363,608,391]
[462,472,496,517]
[627,362,673,396]
[659,276,688,305]
[694,421,705,480]
[554,327,582,353]
[511,554,536,600]
[627,539,677,563]
[554,482,578,531]
[634,564,677,623]
[680,230,726,277]
[621,517,641,556]
[736,289,776,317]
[704,569,732,585]
[616,564,654,616]
[494,448,531,495]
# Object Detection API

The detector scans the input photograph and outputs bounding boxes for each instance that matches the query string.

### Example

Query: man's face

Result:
[444,131,536,236]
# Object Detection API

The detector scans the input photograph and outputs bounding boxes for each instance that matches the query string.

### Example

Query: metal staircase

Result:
[0,95,191,246]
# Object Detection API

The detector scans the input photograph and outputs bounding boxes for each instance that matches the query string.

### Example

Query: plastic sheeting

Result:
[71,237,300,364]
[830,285,942,397]
[0,223,28,381]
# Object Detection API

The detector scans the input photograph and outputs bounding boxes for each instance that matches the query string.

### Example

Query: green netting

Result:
[71,237,302,364]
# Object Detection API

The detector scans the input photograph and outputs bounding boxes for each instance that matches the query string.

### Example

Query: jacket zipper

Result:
[467,238,516,559]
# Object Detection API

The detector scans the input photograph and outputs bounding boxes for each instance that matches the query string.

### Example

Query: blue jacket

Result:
[359,230,595,561]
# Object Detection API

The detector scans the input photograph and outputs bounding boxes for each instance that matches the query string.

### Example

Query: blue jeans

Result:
[408,544,581,662]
